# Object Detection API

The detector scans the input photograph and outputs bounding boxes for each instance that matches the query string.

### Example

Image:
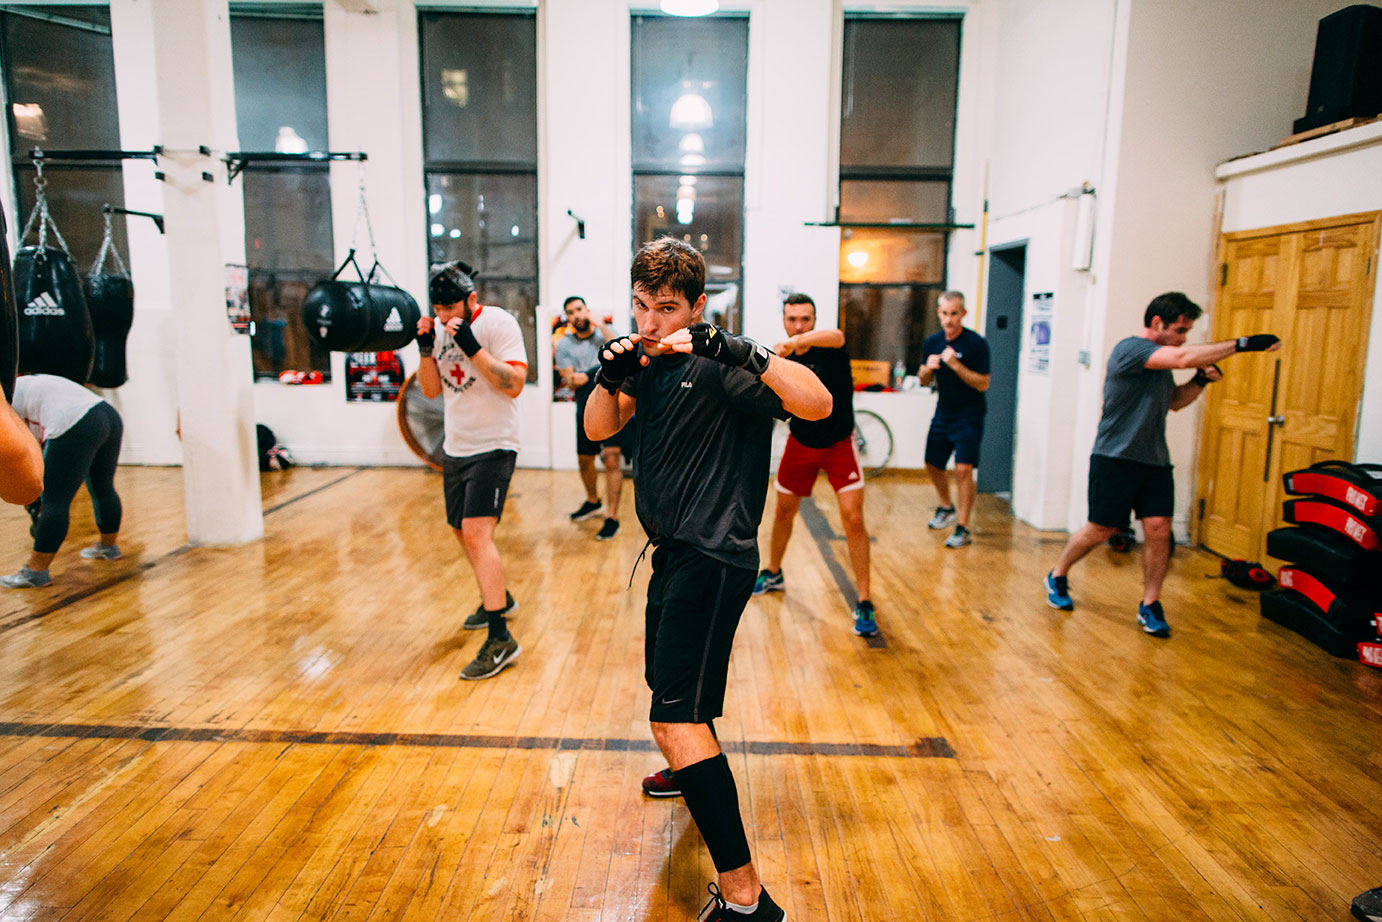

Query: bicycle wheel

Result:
[853,408,893,477]
[396,372,445,470]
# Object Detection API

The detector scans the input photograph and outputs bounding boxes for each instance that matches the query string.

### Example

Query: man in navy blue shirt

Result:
[918,291,990,548]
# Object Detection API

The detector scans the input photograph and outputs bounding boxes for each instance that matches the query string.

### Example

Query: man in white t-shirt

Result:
[416,261,528,680]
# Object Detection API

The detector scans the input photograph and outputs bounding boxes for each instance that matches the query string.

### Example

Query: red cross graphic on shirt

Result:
[449,366,467,385]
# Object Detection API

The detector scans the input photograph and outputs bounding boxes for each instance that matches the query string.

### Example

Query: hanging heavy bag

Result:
[301,249,420,353]
[14,164,93,384]
[84,212,135,388]
[0,205,17,403]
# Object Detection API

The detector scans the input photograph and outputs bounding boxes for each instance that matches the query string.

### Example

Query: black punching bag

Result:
[14,245,94,384]
[302,251,420,353]
[0,208,17,403]
[84,273,134,387]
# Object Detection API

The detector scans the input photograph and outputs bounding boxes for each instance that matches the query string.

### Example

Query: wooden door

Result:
[1197,213,1379,562]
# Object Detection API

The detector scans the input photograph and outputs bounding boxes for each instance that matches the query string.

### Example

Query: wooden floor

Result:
[0,465,1379,922]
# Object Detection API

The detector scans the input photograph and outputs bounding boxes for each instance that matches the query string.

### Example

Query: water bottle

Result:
[892,359,905,390]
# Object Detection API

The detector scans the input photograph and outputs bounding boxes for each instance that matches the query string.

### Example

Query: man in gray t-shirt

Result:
[1042,291,1281,638]
[554,296,626,539]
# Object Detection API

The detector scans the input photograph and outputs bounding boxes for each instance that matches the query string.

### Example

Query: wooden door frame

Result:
[1193,209,1381,551]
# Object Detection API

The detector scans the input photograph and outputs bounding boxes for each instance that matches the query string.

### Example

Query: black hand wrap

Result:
[451,320,481,357]
[596,335,644,394]
[416,325,435,358]
[687,323,771,376]
[1236,334,1278,352]
[1191,363,1220,387]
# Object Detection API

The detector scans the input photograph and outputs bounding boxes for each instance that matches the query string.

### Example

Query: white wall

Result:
[1216,123,1382,465]
[980,0,1346,537]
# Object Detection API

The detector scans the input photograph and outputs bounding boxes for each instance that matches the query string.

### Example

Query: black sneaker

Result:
[463,590,516,631]
[459,634,521,680]
[595,518,620,540]
[697,883,786,921]
[570,499,603,522]
[1353,885,1382,922]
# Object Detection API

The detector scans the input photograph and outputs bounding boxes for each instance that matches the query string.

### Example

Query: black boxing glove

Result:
[449,319,482,357]
[1191,364,1221,387]
[596,335,645,393]
[1236,334,1279,352]
[687,323,771,376]
[416,323,435,358]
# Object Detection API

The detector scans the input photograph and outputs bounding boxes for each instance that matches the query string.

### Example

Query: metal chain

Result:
[18,157,74,258]
[91,210,128,276]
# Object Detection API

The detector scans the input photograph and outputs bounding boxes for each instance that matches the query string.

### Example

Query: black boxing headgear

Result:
[429,260,477,306]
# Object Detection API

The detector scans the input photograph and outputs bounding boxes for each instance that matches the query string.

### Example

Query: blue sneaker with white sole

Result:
[1137,600,1170,637]
[1044,570,1072,610]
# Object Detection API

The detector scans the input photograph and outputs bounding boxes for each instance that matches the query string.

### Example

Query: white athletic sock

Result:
[726,898,759,915]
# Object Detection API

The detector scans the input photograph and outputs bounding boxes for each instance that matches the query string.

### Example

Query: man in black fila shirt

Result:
[752,293,876,637]
[585,237,830,922]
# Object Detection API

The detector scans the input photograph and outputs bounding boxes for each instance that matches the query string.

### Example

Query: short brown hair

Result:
[783,293,816,314]
[631,236,705,305]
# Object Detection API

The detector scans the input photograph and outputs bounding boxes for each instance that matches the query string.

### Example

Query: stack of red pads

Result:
[1262,461,1382,664]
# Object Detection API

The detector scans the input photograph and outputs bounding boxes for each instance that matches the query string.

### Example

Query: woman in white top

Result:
[4,374,124,588]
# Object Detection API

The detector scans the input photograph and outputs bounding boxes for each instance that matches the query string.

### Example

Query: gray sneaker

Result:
[928,506,957,530]
[460,634,521,680]
[1,566,51,588]
[944,525,972,548]
[80,543,122,560]
[463,591,516,630]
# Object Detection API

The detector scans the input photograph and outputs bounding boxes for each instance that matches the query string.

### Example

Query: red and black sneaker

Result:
[640,767,681,798]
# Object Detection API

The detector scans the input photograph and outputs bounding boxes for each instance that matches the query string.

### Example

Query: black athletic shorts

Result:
[443,449,517,528]
[1087,453,1175,529]
[575,389,633,458]
[925,412,984,468]
[645,540,756,724]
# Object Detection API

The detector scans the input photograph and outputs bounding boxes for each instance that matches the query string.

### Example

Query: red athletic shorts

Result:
[776,434,864,496]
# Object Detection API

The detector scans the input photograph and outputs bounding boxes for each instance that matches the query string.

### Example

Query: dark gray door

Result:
[978,244,1025,493]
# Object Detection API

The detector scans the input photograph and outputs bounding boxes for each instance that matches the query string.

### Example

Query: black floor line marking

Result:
[798,496,890,647]
[0,470,367,635]
[0,721,955,758]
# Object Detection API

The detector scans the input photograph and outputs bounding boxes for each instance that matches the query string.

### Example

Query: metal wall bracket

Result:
[223,150,368,184]
[103,204,165,235]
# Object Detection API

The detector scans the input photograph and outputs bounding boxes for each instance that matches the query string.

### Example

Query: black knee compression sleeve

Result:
[674,753,751,873]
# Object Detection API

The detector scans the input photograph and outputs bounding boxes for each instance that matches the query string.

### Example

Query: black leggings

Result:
[34,402,123,554]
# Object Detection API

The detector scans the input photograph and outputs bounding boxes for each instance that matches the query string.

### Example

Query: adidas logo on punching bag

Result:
[383,306,403,333]
[24,291,64,317]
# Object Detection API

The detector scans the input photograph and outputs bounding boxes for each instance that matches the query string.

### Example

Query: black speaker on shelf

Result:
[1293,3,1382,134]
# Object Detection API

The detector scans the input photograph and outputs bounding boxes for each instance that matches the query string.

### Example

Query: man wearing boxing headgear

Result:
[417,260,529,680]
[584,236,830,922]
[1042,291,1282,637]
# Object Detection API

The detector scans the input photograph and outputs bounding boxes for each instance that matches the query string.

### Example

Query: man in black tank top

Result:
[584,238,831,922]
[752,293,876,637]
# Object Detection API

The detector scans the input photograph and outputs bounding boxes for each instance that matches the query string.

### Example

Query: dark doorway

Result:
[978,244,1025,494]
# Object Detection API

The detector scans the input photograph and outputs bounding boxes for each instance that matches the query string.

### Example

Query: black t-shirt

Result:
[623,352,788,569]
[921,328,991,418]
[787,346,854,448]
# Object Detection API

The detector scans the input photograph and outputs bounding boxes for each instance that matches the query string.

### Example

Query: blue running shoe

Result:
[1044,570,1073,610]
[852,600,878,637]
[752,569,784,595]
[1137,600,1170,637]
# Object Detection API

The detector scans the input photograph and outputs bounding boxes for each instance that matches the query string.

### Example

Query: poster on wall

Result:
[1027,292,1054,375]
[345,351,404,402]
[225,263,250,334]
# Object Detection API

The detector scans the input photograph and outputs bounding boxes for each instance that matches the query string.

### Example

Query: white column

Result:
[112,0,262,545]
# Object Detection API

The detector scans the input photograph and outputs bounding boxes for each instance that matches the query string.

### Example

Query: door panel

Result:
[1198,214,1378,563]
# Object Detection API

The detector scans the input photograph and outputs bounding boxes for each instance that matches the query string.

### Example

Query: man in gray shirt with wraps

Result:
[1042,292,1281,637]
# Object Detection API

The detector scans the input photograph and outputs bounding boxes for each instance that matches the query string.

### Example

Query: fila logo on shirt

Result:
[680,380,694,388]
[24,291,64,316]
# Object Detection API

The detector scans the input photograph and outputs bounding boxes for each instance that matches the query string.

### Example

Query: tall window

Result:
[838,15,961,371]
[230,11,334,381]
[420,11,539,380]
[631,15,747,331]
[2,6,127,271]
